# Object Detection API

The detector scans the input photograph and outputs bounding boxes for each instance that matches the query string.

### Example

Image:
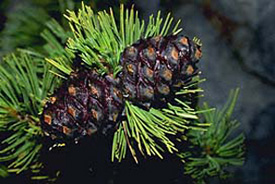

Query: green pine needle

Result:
[0,2,183,177]
[112,77,207,162]
[0,52,58,176]
[0,2,245,183]
[48,2,181,76]
[180,89,245,183]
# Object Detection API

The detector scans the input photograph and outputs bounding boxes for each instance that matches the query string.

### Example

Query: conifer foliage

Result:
[0,2,245,183]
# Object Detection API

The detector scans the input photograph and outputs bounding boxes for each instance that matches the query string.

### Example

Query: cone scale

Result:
[41,35,202,141]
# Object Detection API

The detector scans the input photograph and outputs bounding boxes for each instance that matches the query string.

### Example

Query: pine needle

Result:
[180,89,245,183]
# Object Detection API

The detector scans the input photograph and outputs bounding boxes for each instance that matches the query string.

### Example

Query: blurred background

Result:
[0,0,275,183]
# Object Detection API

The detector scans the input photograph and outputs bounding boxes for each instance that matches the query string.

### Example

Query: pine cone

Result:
[41,35,202,141]
[120,35,202,108]
[42,69,124,141]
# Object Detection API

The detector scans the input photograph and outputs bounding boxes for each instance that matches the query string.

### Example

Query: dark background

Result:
[1,0,275,183]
